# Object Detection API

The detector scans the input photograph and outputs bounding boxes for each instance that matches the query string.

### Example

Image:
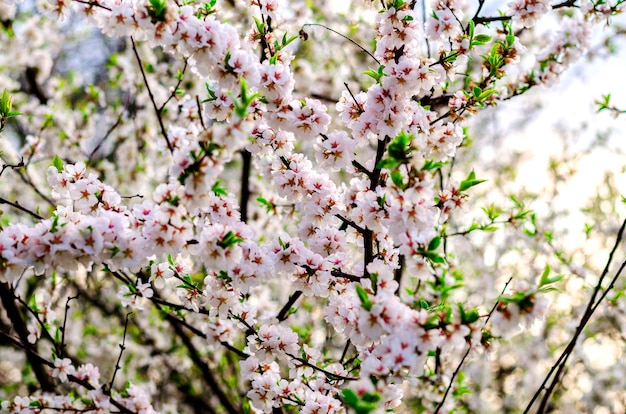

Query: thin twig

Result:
[59,294,80,359]
[525,218,626,413]
[339,340,352,365]
[0,329,136,414]
[0,196,44,220]
[72,0,112,11]
[158,60,188,112]
[276,290,302,322]
[285,352,358,382]
[131,37,174,154]
[334,214,367,234]
[87,107,126,162]
[301,23,380,65]
[343,82,365,114]
[0,158,24,177]
[108,312,132,392]
[195,95,206,130]
[166,311,240,414]
[435,277,513,413]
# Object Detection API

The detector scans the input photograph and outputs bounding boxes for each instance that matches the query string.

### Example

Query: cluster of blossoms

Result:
[1,359,157,413]
[0,0,623,412]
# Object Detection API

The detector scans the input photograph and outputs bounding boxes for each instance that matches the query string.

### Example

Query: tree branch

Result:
[131,37,174,154]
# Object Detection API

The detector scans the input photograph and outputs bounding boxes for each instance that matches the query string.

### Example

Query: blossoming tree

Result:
[0,0,625,412]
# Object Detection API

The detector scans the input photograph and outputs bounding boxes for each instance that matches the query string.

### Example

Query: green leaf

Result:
[232,77,261,118]
[356,285,372,311]
[50,214,60,233]
[423,315,440,330]
[422,159,447,171]
[281,32,298,48]
[218,230,244,248]
[390,170,406,189]
[148,0,168,22]
[459,170,486,192]
[52,155,64,173]
[427,252,446,264]
[388,130,413,160]
[342,389,359,406]
[256,196,274,213]
[428,236,441,251]
[204,83,218,102]
[0,89,12,115]
[253,16,265,35]
[361,392,380,403]
[362,65,386,83]
[458,304,480,324]
[539,264,563,287]
[471,33,492,48]
[481,204,500,220]
[477,89,497,101]
[341,388,380,414]
[376,158,401,170]
[211,180,228,196]
[506,33,515,47]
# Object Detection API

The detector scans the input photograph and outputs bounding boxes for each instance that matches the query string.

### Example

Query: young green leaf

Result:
[539,264,563,287]
[52,155,64,173]
[459,170,486,192]
[356,285,373,311]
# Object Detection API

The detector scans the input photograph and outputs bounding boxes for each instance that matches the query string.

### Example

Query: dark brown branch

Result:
[362,137,390,281]
[0,282,55,392]
[525,218,626,413]
[343,82,365,114]
[158,60,188,113]
[331,269,363,282]
[285,352,358,382]
[240,149,252,223]
[108,312,132,392]
[165,312,240,414]
[0,196,44,219]
[195,95,206,130]
[276,290,302,322]
[351,160,372,179]
[24,67,48,105]
[0,328,136,414]
[131,37,174,154]
[72,280,237,412]
[0,158,24,177]
[335,214,366,234]
[72,0,112,11]
[394,255,405,294]
[87,108,125,162]
[473,15,512,25]
[59,294,79,358]
[13,167,56,207]
[473,0,578,26]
